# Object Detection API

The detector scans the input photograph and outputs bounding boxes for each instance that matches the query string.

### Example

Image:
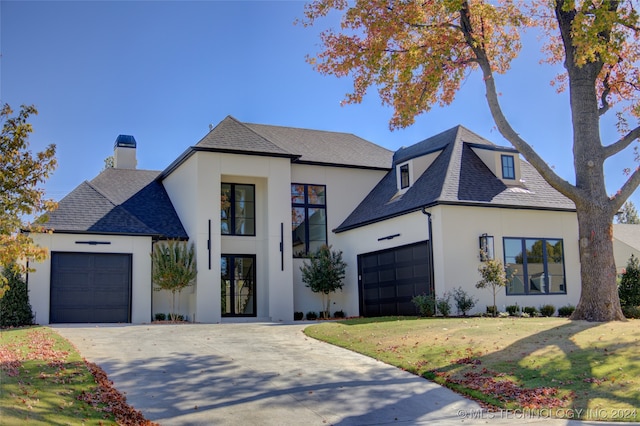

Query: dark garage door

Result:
[358,241,432,317]
[50,252,132,323]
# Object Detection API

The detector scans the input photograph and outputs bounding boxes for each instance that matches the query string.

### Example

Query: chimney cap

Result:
[114,134,136,149]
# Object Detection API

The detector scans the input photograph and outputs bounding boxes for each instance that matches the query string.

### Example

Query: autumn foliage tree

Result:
[0,104,57,297]
[301,0,640,321]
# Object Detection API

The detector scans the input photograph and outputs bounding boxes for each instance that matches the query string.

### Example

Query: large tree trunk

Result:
[572,203,625,321]
[564,46,625,321]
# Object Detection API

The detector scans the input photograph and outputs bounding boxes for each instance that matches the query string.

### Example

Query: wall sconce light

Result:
[479,233,494,261]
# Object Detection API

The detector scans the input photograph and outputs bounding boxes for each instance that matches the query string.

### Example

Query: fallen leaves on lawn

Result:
[78,361,158,426]
[1,328,158,426]
[433,367,572,410]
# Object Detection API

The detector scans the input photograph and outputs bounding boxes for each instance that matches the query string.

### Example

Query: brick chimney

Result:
[113,135,137,169]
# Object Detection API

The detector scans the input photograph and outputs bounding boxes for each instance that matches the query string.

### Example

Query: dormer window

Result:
[400,164,410,189]
[501,155,515,180]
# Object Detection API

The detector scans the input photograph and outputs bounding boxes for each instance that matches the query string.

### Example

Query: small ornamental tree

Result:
[151,240,197,321]
[619,254,640,309]
[476,257,509,317]
[300,245,347,318]
[0,264,34,327]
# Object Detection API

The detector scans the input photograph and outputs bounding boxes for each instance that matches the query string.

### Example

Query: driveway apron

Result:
[52,323,503,425]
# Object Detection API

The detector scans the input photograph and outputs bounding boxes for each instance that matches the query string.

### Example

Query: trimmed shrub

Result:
[333,310,346,318]
[294,311,304,321]
[452,287,477,316]
[523,306,538,316]
[539,304,556,317]
[154,313,166,321]
[436,293,452,317]
[486,305,498,316]
[558,305,575,317]
[0,266,34,327]
[412,293,436,317]
[506,304,520,316]
[306,311,318,320]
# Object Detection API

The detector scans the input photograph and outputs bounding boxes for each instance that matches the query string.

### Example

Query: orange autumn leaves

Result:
[301,0,640,129]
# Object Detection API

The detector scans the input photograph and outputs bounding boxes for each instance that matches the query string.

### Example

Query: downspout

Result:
[150,239,156,322]
[421,207,435,296]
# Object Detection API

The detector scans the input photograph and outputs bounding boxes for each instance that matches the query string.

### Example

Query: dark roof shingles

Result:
[335,125,575,232]
[44,169,187,239]
[194,116,393,170]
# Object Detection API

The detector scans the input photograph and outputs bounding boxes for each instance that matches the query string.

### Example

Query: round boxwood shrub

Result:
[539,304,556,317]
[558,305,575,317]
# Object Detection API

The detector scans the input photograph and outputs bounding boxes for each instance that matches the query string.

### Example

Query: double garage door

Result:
[358,241,432,317]
[50,252,132,323]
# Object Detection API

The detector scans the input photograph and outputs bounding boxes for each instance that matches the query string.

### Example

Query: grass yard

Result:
[0,326,154,425]
[305,317,640,422]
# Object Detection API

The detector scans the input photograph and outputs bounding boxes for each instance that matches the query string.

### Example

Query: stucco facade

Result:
[28,119,580,324]
[29,233,153,324]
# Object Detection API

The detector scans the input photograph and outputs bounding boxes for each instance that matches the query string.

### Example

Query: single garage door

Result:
[50,252,132,323]
[358,241,432,317]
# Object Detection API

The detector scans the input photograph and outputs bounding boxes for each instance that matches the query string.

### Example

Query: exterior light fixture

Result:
[479,233,494,261]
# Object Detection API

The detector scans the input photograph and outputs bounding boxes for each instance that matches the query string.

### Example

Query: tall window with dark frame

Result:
[291,184,327,257]
[501,155,515,180]
[221,255,256,317]
[503,237,566,295]
[400,164,410,189]
[221,183,255,236]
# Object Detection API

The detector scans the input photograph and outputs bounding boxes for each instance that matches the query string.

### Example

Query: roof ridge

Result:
[83,180,118,207]
[433,126,465,203]
[245,121,361,139]
[230,116,293,155]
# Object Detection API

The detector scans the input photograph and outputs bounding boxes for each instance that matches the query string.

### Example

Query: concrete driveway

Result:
[53,322,584,426]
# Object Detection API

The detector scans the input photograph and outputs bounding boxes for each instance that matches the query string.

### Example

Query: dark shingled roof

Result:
[335,125,575,233]
[193,115,393,169]
[42,168,188,239]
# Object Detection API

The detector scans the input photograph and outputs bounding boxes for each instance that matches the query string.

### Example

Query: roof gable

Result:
[335,125,575,233]
[166,116,393,175]
[195,116,294,157]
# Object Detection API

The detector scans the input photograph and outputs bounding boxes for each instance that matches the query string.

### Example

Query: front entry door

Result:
[221,255,256,317]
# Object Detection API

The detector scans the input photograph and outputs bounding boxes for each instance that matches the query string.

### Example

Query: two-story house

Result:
[28,117,580,324]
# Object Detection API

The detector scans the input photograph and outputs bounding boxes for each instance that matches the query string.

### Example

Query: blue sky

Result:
[2,1,638,208]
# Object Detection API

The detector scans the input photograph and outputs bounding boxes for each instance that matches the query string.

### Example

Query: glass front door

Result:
[221,255,256,316]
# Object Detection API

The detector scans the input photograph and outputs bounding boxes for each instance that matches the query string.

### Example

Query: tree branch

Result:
[598,70,612,116]
[603,125,640,158]
[458,2,581,203]
[610,166,640,213]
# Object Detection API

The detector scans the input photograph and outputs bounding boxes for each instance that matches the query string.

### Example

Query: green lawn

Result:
[0,326,118,425]
[305,317,640,421]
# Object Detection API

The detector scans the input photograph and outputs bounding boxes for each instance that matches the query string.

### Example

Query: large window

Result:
[221,255,256,316]
[221,183,255,236]
[503,238,566,295]
[291,184,327,257]
[501,155,515,180]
